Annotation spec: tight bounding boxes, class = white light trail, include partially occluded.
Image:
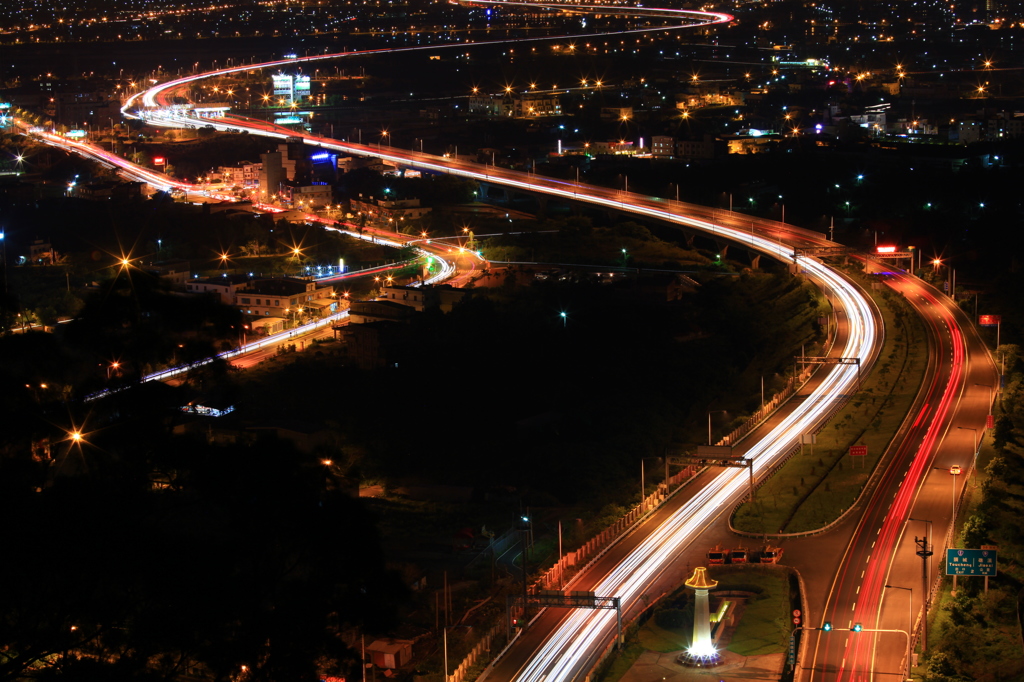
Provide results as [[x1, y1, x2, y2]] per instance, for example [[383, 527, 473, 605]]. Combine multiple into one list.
[[116, 7, 880, 678]]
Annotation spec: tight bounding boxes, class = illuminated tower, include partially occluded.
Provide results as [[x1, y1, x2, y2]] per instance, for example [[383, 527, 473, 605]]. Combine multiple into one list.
[[683, 566, 721, 666]]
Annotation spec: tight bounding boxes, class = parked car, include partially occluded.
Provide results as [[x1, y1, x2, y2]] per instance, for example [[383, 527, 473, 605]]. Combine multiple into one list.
[[760, 545, 784, 564], [707, 545, 729, 564]]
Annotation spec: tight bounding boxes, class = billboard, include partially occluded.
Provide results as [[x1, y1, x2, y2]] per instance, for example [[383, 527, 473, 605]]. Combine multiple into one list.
[[978, 315, 1001, 326], [272, 74, 294, 98]]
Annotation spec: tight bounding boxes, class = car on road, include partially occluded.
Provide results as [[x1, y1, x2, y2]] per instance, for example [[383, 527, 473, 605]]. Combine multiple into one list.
[[730, 547, 748, 564]]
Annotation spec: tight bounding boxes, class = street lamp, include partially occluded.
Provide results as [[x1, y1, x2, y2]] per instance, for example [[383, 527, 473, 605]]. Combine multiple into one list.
[[559, 311, 567, 328], [107, 362, 120, 379], [883, 583, 914, 679], [957, 426, 979, 458], [975, 382, 993, 408], [934, 465, 961, 522], [707, 409, 728, 446]]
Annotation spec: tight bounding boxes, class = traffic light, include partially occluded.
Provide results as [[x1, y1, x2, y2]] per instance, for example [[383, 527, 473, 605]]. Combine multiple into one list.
[[512, 618, 520, 628], [821, 622, 832, 632], [852, 623, 862, 633]]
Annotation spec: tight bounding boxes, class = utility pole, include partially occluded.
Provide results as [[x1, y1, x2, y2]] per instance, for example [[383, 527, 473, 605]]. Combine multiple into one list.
[[911, 518, 933, 651]]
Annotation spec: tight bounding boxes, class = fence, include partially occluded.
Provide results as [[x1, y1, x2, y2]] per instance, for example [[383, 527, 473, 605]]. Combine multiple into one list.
[[446, 624, 503, 682], [531, 468, 700, 592]]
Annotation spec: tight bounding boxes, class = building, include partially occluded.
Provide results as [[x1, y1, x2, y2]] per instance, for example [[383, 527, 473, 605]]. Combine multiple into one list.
[[588, 140, 635, 155], [249, 316, 287, 337], [146, 260, 191, 286], [366, 640, 414, 669], [514, 94, 562, 118], [258, 138, 306, 199], [349, 196, 432, 224], [377, 285, 428, 311], [600, 107, 634, 120], [218, 161, 262, 189], [279, 181, 333, 209], [28, 240, 57, 265], [985, 112, 1024, 140], [186, 274, 252, 305], [677, 135, 722, 161], [236, 277, 337, 320], [259, 151, 285, 200], [73, 180, 144, 201], [651, 136, 677, 159], [348, 299, 418, 325]]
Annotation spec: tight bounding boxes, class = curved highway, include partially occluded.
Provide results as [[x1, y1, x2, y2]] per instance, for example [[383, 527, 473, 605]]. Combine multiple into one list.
[[28, 4, 993, 681]]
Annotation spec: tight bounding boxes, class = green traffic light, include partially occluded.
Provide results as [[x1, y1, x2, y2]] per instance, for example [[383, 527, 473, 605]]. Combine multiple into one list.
[[822, 622, 832, 632], [852, 623, 862, 632]]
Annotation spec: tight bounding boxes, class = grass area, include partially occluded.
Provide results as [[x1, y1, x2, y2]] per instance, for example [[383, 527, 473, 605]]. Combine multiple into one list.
[[711, 568, 792, 656], [638, 621, 688, 653], [598, 639, 645, 682], [733, 270, 928, 533], [599, 566, 793, 682]]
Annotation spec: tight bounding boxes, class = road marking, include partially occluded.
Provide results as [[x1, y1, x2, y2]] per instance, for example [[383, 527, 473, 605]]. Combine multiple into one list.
[[852, 603, 857, 611], [866, 555, 871, 563], [856, 585, 860, 594], [861, 570, 865, 578], [871, 541, 875, 548]]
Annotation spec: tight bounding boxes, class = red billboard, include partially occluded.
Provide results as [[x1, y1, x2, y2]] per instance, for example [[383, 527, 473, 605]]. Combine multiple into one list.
[[849, 445, 868, 457], [153, 156, 166, 166], [979, 315, 1001, 326]]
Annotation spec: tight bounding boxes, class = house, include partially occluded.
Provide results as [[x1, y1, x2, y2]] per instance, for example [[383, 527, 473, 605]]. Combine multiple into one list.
[[186, 274, 252, 305], [367, 640, 414, 669], [377, 284, 428, 311], [348, 299, 417, 325], [146, 260, 191, 286], [237, 277, 337, 320]]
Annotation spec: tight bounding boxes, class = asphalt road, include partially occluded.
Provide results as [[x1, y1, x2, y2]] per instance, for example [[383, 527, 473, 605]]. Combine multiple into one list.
[[799, 273, 997, 682]]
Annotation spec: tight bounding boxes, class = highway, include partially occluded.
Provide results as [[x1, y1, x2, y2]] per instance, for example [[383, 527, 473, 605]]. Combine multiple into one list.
[[131, 108, 886, 682], [801, 273, 996, 682], [32, 3, 995, 680]]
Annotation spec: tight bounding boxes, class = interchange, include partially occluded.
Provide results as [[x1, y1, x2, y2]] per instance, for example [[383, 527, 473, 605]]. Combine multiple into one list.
[[21, 3, 994, 679]]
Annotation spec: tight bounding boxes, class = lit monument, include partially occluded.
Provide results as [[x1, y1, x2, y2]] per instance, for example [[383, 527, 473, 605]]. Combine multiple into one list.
[[681, 566, 721, 666]]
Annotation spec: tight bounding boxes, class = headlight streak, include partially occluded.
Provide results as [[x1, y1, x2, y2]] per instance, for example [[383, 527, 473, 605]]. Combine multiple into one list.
[[513, 249, 875, 682], [129, 98, 878, 682], [122, 10, 881, 678], [122, 5, 731, 116]]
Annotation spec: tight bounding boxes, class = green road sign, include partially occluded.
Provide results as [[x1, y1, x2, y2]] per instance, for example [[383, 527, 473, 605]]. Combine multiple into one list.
[[946, 548, 998, 576]]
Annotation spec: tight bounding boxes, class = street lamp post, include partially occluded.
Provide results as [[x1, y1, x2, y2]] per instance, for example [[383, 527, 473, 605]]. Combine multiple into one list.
[[957, 426, 979, 484], [934, 465, 961, 527], [707, 409, 728, 446], [884, 584, 914, 680]]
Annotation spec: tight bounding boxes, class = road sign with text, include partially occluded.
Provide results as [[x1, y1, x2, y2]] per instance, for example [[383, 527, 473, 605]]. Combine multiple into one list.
[[978, 315, 1002, 327], [946, 548, 998, 576], [986, 414, 995, 429], [849, 445, 867, 457]]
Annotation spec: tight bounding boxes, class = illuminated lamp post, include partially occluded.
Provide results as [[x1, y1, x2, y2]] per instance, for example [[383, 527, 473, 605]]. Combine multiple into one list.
[[681, 567, 721, 667]]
